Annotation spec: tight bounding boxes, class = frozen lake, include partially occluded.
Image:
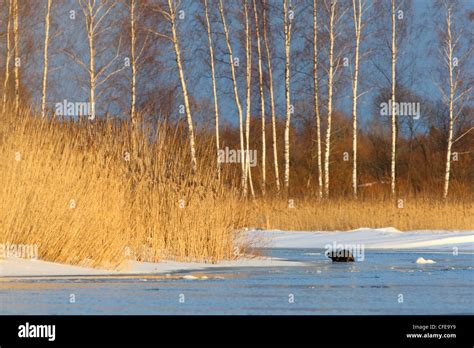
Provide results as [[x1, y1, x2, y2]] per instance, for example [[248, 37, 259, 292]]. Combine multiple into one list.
[[1, 248, 473, 315]]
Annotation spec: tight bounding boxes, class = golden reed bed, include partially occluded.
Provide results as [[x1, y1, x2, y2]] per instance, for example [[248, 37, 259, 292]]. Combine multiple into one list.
[[1, 108, 472, 268]]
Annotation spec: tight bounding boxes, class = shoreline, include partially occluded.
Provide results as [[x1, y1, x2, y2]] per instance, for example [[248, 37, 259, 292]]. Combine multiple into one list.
[[0, 256, 306, 279], [1, 228, 473, 278]]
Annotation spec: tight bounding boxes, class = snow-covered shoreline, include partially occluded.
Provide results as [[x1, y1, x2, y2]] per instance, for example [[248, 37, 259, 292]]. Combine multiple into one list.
[[250, 227, 474, 251], [0, 256, 306, 278], [1, 228, 473, 278]]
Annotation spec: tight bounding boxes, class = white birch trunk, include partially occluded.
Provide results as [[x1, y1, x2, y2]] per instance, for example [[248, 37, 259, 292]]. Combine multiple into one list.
[[351, 0, 362, 197], [324, 0, 336, 198], [218, 0, 246, 192], [13, 0, 19, 113], [253, 0, 266, 196], [390, 0, 397, 196], [244, 0, 254, 198], [2, 0, 12, 114], [168, 0, 197, 173], [443, 7, 454, 200], [313, 0, 323, 199], [204, 0, 221, 180], [262, 0, 280, 193], [41, 0, 52, 118], [130, 0, 137, 125], [283, 0, 292, 193], [86, 2, 96, 121], [129, 0, 141, 163]]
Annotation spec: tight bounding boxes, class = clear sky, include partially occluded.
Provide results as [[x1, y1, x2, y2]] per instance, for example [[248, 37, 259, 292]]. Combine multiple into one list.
[[5, 0, 473, 132]]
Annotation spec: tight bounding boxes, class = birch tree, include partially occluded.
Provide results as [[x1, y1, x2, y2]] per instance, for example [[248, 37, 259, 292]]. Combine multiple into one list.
[[438, 2, 473, 199], [13, 0, 19, 113], [40, 0, 52, 118], [442, 5, 455, 200], [126, 0, 150, 162], [244, 0, 254, 198], [390, 0, 397, 196], [84, 0, 98, 121], [2, 0, 12, 113], [129, 0, 137, 125], [351, 0, 364, 197], [371, 1, 414, 195], [253, 0, 266, 195], [283, 0, 293, 193], [313, 0, 322, 198], [81, 0, 98, 119], [262, 0, 280, 193], [149, 1, 199, 172], [323, 0, 336, 197], [65, 1, 125, 121], [203, 0, 221, 180], [218, 0, 246, 192], [166, 0, 197, 172]]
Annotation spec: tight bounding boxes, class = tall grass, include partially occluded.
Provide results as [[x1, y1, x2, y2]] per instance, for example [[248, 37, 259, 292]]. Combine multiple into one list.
[[0, 107, 246, 268], [0, 107, 472, 269], [247, 198, 474, 231]]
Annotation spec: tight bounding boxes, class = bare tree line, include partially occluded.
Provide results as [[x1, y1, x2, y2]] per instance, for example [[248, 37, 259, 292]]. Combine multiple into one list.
[[0, 0, 472, 200]]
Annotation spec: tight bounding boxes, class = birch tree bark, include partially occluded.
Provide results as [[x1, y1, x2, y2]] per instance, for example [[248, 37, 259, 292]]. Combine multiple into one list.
[[13, 0, 19, 113], [253, 0, 266, 196], [85, 0, 97, 120], [130, 0, 137, 125], [167, 0, 197, 173], [351, 0, 363, 197], [390, 0, 397, 196], [313, 0, 323, 199], [41, 0, 52, 118], [324, 0, 336, 198], [283, 0, 293, 194], [2, 0, 12, 114], [128, 0, 142, 167], [439, 3, 473, 199], [244, 0, 255, 198], [262, 0, 280, 193], [203, 0, 221, 180], [128, 0, 151, 165], [442, 5, 455, 200], [218, 0, 246, 192]]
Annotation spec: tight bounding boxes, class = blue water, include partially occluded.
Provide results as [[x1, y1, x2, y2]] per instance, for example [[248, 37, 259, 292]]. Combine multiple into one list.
[[1, 249, 473, 315]]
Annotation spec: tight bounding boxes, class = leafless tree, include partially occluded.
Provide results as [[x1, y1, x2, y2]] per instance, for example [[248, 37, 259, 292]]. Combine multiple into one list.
[[313, 0, 322, 199], [262, 0, 280, 193], [65, 0, 125, 121], [244, 0, 255, 197], [283, 0, 293, 193], [13, 0, 19, 113], [436, 1, 473, 199], [218, 0, 246, 192], [390, 0, 397, 196], [2, 0, 12, 113], [253, 0, 266, 195], [351, 0, 367, 197], [40, 0, 52, 118], [203, 0, 221, 180]]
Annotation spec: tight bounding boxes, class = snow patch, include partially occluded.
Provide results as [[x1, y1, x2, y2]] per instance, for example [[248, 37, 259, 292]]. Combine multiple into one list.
[[182, 275, 199, 280], [416, 257, 436, 264], [250, 228, 474, 251], [0, 256, 306, 278]]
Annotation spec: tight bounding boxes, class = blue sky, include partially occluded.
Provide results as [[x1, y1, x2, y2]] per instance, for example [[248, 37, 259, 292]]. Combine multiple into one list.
[[4, 0, 473, 133]]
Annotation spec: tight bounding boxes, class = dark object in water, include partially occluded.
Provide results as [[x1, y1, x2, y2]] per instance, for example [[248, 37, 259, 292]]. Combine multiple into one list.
[[327, 250, 355, 262]]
